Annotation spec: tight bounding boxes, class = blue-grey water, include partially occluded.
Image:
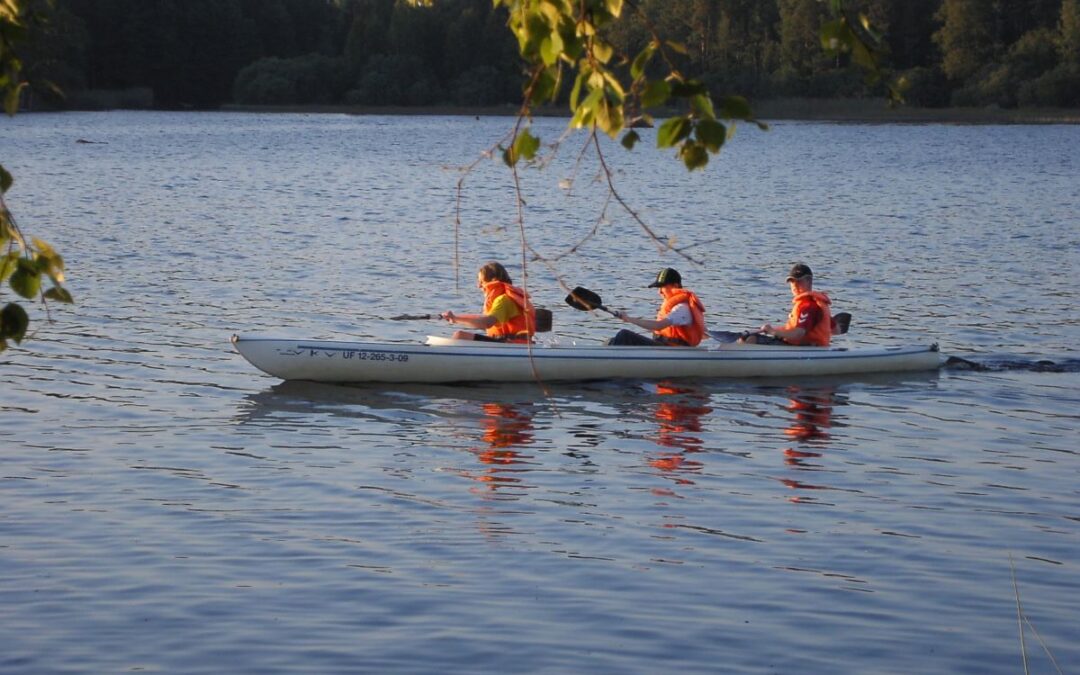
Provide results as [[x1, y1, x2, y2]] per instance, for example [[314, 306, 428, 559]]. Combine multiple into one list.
[[2, 111, 1078, 674]]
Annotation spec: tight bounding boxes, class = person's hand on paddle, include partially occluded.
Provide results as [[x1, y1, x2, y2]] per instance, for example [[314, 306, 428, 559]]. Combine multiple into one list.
[[440, 311, 456, 324]]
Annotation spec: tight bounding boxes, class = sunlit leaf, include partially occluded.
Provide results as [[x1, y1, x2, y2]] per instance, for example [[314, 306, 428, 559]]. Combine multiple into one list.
[[540, 32, 563, 66], [0, 302, 30, 344], [570, 87, 603, 129], [592, 40, 614, 64], [595, 96, 623, 139], [604, 0, 623, 18], [569, 70, 587, 111], [512, 128, 541, 162], [0, 251, 18, 281], [631, 44, 655, 80], [656, 116, 691, 148]]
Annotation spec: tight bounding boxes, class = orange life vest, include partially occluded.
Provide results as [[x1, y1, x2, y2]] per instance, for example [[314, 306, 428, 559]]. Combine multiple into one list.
[[784, 291, 832, 346], [655, 288, 706, 346], [482, 281, 536, 342]]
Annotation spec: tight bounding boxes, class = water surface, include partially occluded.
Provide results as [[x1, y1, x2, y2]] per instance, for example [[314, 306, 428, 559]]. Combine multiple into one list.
[[1, 112, 1078, 674]]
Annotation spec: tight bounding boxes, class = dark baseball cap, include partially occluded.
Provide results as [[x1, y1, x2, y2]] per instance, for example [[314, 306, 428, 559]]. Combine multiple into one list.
[[786, 263, 813, 281], [648, 267, 682, 288]]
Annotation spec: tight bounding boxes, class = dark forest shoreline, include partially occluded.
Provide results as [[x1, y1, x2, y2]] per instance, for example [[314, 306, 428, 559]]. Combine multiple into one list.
[[218, 98, 1080, 124]]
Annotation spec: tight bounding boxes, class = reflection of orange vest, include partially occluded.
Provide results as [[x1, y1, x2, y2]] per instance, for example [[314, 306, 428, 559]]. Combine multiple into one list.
[[785, 291, 831, 346], [655, 288, 706, 346], [482, 281, 536, 342]]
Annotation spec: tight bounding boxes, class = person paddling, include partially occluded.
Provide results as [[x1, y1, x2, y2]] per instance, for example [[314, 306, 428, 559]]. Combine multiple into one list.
[[608, 268, 706, 346], [441, 261, 537, 343], [740, 263, 832, 346]]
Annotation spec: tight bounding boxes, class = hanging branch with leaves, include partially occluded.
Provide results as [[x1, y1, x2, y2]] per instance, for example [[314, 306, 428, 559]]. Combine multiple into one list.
[[1, 0, 73, 352]]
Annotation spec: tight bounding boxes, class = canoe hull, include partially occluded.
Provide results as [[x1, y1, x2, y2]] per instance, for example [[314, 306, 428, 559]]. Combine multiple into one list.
[[232, 335, 943, 383]]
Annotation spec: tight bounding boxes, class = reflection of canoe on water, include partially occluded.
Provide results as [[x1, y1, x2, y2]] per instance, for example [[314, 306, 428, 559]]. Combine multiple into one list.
[[231, 334, 943, 384]]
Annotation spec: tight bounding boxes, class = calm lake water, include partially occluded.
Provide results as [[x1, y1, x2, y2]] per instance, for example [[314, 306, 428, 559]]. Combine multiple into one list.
[[2, 111, 1078, 674]]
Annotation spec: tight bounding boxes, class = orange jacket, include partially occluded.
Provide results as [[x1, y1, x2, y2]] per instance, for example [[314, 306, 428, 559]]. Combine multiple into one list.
[[784, 291, 832, 346], [482, 281, 536, 342], [655, 288, 706, 346]]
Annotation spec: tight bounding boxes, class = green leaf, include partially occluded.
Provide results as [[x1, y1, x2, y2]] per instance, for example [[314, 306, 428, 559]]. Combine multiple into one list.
[[9, 260, 41, 299], [4, 80, 23, 117], [690, 94, 715, 120], [592, 40, 614, 64], [820, 18, 854, 55], [679, 141, 709, 171], [656, 116, 691, 149], [604, 0, 623, 18], [570, 87, 604, 129], [44, 286, 74, 304], [640, 79, 670, 108], [851, 38, 877, 70], [513, 128, 541, 162], [630, 44, 655, 80], [666, 40, 688, 56], [0, 252, 17, 282], [719, 95, 753, 121], [669, 79, 707, 98], [695, 119, 727, 152], [0, 164, 11, 194], [539, 31, 563, 66], [0, 302, 30, 344], [595, 95, 624, 139], [621, 130, 640, 150], [529, 67, 559, 105], [569, 70, 587, 111]]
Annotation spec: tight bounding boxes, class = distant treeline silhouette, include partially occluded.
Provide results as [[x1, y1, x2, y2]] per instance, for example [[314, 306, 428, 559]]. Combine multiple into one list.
[[22, 0, 1080, 110]]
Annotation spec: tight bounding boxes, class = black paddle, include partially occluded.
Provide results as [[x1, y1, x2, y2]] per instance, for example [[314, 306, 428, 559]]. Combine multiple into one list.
[[391, 309, 553, 332], [564, 287, 619, 317], [710, 312, 853, 343], [831, 312, 852, 335]]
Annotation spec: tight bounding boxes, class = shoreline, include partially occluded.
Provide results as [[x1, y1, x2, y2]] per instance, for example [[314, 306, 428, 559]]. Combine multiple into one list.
[[217, 98, 1080, 124]]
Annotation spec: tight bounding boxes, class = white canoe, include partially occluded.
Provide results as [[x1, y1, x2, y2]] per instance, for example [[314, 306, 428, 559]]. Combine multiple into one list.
[[231, 334, 943, 383]]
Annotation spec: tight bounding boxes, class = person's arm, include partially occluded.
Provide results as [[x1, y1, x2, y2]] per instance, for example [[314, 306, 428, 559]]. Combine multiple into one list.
[[760, 323, 806, 342], [441, 311, 497, 329], [616, 310, 672, 332], [760, 303, 818, 343], [616, 303, 689, 332]]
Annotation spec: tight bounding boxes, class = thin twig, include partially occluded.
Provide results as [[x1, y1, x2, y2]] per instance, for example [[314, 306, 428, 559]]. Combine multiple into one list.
[[1010, 554, 1030, 675]]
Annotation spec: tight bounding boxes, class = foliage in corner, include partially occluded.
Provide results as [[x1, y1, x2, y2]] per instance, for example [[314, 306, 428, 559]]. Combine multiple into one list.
[[1, 0, 72, 352], [410, 0, 896, 173]]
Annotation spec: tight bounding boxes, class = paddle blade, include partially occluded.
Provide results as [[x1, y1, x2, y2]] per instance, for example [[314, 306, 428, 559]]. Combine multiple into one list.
[[534, 308, 553, 333], [565, 287, 604, 312], [831, 312, 852, 335], [390, 313, 434, 321]]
